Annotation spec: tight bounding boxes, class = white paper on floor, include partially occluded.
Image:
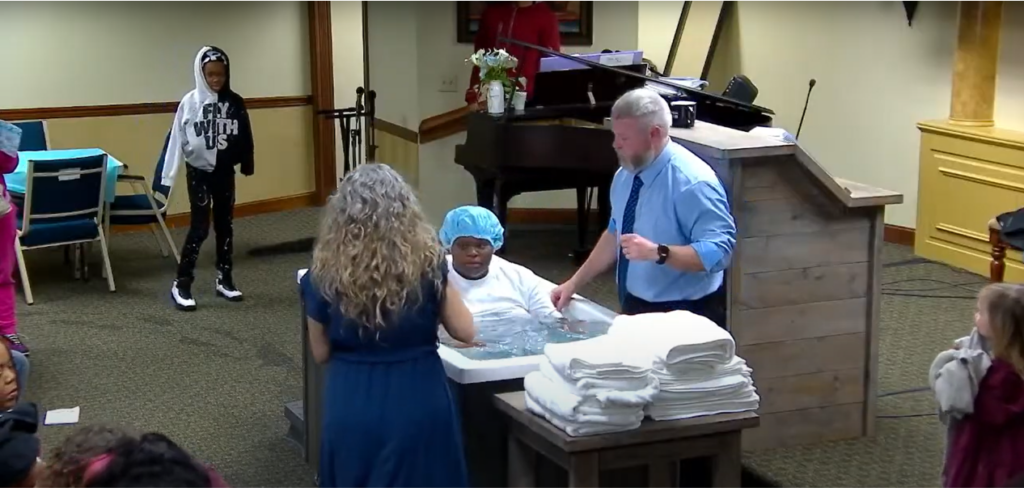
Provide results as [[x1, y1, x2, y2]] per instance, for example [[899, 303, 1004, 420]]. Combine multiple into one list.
[[44, 406, 81, 425]]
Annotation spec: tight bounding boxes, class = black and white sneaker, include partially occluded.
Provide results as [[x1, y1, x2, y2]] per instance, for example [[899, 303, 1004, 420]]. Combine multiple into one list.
[[216, 272, 244, 302], [171, 279, 197, 311]]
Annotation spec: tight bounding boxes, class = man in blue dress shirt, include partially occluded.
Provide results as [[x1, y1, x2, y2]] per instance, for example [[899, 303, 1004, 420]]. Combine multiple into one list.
[[550, 88, 736, 326]]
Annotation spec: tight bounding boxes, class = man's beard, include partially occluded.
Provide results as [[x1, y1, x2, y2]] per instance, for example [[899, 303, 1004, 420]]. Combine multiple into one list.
[[618, 148, 657, 172]]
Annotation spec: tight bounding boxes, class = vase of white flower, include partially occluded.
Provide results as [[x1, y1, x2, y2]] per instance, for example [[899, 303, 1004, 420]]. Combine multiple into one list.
[[486, 80, 505, 114], [466, 48, 519, 115]]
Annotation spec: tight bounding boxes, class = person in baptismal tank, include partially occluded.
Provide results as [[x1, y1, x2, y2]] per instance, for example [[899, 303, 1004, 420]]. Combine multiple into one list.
[[440, 206, 563, 322]]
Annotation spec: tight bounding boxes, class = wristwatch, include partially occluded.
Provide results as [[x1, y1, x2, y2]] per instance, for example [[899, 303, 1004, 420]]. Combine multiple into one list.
[[656, 244, 670, 265]]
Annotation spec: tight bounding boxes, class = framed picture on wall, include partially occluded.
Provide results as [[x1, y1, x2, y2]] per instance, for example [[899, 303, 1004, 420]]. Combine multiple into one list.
[[456, 1, 594, 46]]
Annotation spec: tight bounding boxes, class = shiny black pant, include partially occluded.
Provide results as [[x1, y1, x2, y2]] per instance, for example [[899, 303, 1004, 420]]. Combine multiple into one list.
[[176, 164, 235, 281]]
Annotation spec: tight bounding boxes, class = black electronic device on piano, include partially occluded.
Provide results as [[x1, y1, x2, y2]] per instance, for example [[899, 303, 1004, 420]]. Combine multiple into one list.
[[455, 38, 774, 264]]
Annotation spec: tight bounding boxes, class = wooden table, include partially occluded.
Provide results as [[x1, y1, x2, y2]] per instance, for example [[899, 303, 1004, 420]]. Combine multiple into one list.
[[493, 391, 759, 488]]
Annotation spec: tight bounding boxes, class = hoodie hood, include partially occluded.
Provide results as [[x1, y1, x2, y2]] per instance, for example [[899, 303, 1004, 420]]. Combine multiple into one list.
[[193, 46, 235, 98]]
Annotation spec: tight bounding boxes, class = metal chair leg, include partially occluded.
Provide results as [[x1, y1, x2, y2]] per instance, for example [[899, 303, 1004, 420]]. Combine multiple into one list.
[[14, 241, 33, 305], [98, 231, 116, 292]]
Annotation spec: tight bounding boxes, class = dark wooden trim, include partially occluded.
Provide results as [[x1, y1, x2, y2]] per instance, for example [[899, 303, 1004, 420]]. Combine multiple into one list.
[[308, 1, 337, 206], [113, 192, 318, 234], [883, 224, 915, 246], [507, 207, 918, 246], [0, 96, 312, 121], [375, 118, 418, 144], [701, 1, 733, 81], [419, 105, 478, 144]]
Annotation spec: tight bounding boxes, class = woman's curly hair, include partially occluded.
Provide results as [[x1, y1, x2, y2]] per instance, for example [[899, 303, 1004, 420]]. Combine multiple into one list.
[[310, 164, 444, 331]]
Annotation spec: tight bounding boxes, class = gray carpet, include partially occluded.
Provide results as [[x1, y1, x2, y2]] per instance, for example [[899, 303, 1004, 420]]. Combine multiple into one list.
[[17, 207, 978, 487]]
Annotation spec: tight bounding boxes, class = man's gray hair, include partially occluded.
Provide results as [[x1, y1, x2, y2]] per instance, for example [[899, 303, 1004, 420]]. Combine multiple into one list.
[[611, 88, 672, 133]]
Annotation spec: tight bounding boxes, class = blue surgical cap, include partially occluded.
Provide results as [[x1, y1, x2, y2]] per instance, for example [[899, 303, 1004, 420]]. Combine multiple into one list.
[[439, 205, 505, 250]]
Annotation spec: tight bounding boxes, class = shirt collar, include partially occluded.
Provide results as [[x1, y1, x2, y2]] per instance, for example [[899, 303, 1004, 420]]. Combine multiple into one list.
[[631, 142, 672, 186]]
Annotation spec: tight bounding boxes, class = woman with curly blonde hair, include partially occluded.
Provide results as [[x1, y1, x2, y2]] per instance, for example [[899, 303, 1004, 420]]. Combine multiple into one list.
[[300, 164, 476, 488]]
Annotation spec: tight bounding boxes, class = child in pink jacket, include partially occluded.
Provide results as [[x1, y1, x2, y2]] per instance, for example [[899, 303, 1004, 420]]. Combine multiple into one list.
[[0, 120, 26, 355]]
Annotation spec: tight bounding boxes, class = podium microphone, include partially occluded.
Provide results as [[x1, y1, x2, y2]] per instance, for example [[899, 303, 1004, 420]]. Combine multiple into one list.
[[795, 78, 816, 140]]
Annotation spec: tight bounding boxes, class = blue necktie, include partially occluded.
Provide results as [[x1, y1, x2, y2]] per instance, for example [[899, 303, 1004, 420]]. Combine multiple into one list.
[[617, 175, 644, 306]]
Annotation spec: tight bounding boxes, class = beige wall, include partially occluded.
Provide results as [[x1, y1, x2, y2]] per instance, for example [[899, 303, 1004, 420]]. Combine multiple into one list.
[[331, 1, 369, 175], [0, 1, 319, 212], [638, 1, 723, 77], [706, 1, 1024, 228], [46, 108, 315, 215], [0, 2, 310, 108]]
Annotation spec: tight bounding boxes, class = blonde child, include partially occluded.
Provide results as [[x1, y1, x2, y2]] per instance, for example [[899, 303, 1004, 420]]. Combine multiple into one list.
[[941, 283, 1024, 487]]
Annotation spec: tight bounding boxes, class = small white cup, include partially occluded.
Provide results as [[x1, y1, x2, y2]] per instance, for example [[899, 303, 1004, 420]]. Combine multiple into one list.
[[512, 91, 527, 111]]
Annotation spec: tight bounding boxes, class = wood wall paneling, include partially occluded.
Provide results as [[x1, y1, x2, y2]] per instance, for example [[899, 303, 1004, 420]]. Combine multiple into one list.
[[308, 0, 337, 205], [729, 156, 879, 450]]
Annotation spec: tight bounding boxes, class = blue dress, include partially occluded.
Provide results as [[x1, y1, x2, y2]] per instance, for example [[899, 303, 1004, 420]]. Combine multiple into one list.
[[300, 269, 468, 488]]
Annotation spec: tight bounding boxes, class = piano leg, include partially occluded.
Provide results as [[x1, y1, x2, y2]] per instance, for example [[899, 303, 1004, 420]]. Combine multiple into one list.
[[474, 177, 497, 212]]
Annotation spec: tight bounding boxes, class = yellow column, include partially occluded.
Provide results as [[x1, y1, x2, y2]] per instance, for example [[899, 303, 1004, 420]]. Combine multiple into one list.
[[948, 1, 1003, 127]]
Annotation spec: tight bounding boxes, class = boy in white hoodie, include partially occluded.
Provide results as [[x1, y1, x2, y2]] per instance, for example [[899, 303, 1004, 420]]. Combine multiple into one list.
[[163, 46, 255, 311]]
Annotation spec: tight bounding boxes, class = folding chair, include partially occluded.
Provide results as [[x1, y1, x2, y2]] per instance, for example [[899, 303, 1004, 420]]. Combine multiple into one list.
[[105, 130, 179, 262], [12, 121, 49, 151], [16, 154, 114, 305]]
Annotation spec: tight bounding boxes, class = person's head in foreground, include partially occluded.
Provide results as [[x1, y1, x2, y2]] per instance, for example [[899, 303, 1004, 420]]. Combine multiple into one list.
[[199, 47, 230, 94], [0, 402, 43, 488], [976, 283, 1024, 374], [40, 424, 135, 488], [311, 163, 444, 329], [76, 432, 221, 488], [610, 88, 672, 172], [440, 206, 504, 280], [0, 341, 18, 412]]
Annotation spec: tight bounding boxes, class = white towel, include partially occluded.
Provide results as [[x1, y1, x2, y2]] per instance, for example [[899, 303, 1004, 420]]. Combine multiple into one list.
[[525, 370, 656, 416], [645, 394, 761, 421], [525, 394, 642, 437], [653, 357, 750, 387], [523, 384, 643, 425], [653, 381, 755, 405], [608, 311, 736, 366], [655, 371, 752, 396], [539, 359, 655, 397], [543, 335, 651, 381]]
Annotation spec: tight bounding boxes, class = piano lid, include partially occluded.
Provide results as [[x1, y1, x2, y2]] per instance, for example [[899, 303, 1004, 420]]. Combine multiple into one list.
[[498, 37, 775, 116]]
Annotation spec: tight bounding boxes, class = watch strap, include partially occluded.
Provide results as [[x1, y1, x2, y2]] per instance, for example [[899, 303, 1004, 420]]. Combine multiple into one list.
[[656, 244, 669, 265]]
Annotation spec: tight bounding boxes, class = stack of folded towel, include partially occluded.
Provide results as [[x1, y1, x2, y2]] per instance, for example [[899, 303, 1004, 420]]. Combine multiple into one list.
[[609, 311, 760, 421], [524, 334, 659, 436]]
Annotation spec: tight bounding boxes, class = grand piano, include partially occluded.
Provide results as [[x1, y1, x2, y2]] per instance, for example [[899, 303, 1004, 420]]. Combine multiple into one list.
[[454, 39, 775, 262]]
